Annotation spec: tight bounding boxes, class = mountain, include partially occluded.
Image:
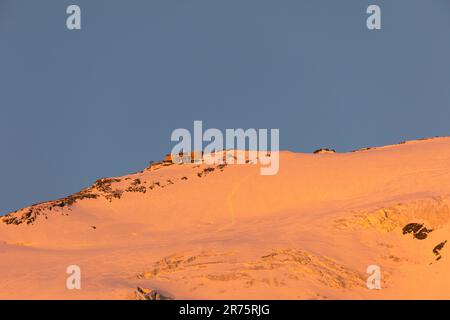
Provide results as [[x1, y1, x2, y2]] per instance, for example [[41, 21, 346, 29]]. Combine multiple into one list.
[[2, 137, 450, 299]]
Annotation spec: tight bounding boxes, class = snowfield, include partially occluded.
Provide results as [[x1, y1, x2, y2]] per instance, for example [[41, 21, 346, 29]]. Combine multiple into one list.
[[2, 137, 450, 299]]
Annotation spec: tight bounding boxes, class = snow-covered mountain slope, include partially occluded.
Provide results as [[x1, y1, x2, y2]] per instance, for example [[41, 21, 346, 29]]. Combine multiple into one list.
[[2, 137, 450, 299]]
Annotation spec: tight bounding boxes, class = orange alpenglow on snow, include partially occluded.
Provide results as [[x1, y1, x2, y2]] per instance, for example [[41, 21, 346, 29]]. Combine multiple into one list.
[[2, 137, 450, 299]]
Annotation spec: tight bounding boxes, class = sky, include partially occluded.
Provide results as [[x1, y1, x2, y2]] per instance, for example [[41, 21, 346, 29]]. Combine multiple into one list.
[[1, 0, 450, 214]]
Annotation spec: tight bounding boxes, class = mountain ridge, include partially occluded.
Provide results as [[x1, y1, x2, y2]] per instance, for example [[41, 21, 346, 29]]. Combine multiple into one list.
[[2, 136, 450, 299]]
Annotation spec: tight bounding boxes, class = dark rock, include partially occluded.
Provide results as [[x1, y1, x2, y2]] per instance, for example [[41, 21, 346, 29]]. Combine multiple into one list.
[[433, 240, 447, 261], [402, 223, 433, 240], [135, 286, 171, 300], [402, 223, 423, 235], [313, 148, 336, 154]]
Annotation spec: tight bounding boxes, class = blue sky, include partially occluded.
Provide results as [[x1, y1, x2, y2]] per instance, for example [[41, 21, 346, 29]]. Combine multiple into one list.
[[1, 0, 450, 213]]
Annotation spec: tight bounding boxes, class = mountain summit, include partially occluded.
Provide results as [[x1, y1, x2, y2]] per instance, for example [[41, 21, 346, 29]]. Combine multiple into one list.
[[2, 138, 450, 299]]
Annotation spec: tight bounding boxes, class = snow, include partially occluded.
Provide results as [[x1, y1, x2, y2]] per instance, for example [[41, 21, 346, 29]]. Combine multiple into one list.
[[1, 137, 450, 299]]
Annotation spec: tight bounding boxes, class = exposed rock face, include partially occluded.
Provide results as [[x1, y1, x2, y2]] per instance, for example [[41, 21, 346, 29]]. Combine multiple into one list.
[[137, 249, 365, 293], [1, 159, 231, 226], [135, 286, 171, 300], [1, 190, 99, 226], [433, 241, 447, 261], [402, 223, 433, 240], [313, 148, 336, 154]]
